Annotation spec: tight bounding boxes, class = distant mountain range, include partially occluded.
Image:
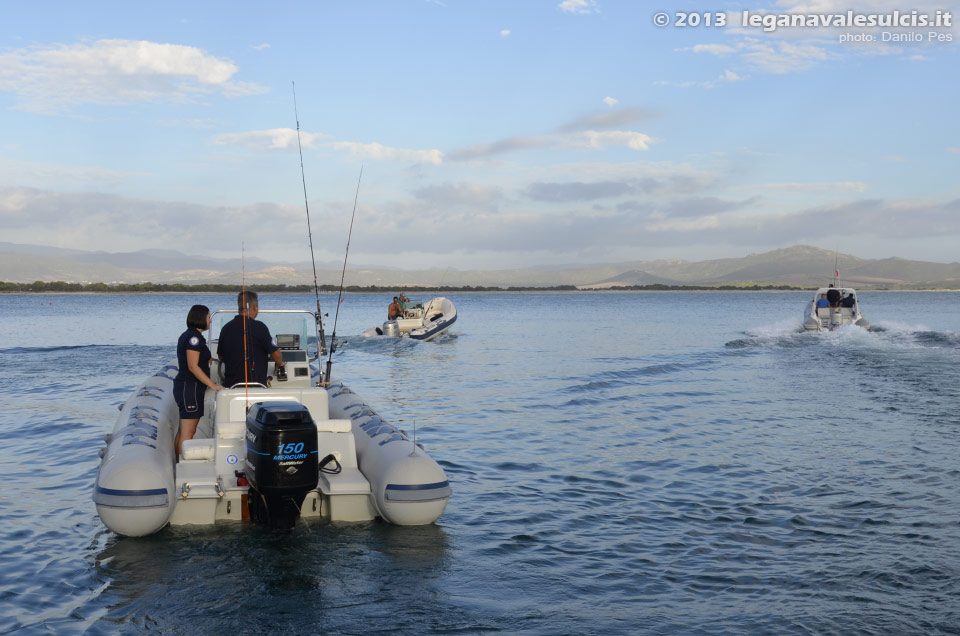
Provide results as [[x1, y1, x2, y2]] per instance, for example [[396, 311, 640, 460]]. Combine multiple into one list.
[[1, 242, 959, 290]]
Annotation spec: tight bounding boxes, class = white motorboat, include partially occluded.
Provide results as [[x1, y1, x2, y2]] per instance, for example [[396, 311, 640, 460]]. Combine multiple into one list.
[[363, 296, 457, 341], [802, 286, 870, 331], [93, 308, 451, 537]]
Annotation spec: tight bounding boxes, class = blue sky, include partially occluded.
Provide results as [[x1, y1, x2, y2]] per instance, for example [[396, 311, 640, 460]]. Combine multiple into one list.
[[1, 0, 958, 269]]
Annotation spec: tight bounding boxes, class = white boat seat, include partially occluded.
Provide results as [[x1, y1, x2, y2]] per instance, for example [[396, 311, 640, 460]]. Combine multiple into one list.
[[816, 307, 831, 319], [316, 419, 352, 433], [215, 388, 330, 423], [181, 439, 215, 461], [317, 426, 359, 469], [217, 420, 245, 439], [194, 389, 218, 439], [320, 467, 371, 494]]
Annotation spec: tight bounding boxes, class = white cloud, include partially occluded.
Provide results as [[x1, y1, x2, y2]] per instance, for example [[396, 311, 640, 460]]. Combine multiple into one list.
[[449, 109, 657, 160], [449, 129, 654, 160], [211, 128, 443, 164], [413, 182, 504, 209], [603, 96, 619, 107], [0, 157, 144, 189], [703, 1, 958, 78], [0, 186, 314, 259], [0, 39, 266, 113], [556, 107, 655, 133], [500, 29, 511, 37], [558, 0, 597, 15], [656, 69, 748, 89], [211, 128, 328, 150], [252, 43, 271, 51], [574, 130, 654, 151], [4, 171, 957, 268], [327, 141, 444, 165], [691, 44, 738, 55], [690, 38, 830, 74], [754, 41, 830, 72], [341, 189, 960, 263], [744, 181, 867, 194], [720, 69, 745, 82], [947, 147, 960, 154], [158, 117, 222, 129]]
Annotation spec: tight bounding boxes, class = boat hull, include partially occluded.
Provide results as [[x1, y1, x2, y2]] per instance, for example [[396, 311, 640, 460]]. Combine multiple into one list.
[[95, 359, 450, 535], [364, 297, 457, 341], [327, 382, 451, 525], [93, 365, 178, 537]]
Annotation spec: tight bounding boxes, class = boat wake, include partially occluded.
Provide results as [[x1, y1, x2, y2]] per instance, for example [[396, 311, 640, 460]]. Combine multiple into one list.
[[869, 320, 960, 351], [336, 335, 421, 355], [342, 330, 458, 355], [727, 318, 959, 358], [725, 319, 807, 349]]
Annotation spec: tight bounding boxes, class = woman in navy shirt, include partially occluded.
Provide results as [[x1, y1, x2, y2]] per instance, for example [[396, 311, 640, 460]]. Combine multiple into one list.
[[173, 304, 223, 458]]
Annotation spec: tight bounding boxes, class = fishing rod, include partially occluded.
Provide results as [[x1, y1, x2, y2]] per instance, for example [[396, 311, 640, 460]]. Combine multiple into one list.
[[325, 166, 363, 386], [292, 81, 328, 357], [241, 242, 250, 409]]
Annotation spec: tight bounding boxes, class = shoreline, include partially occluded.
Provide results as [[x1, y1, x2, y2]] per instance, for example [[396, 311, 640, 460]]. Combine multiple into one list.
[[3, 288, 960, 295]]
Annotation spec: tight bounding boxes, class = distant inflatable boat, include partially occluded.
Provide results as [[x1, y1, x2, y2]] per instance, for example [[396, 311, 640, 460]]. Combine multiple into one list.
[[363, 297, 457, 341], [802, 286, 870, 331], [93, 308, 450, 537]]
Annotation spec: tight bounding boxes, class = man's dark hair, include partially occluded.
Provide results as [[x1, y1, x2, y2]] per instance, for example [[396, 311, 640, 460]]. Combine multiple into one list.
[[238, 290, 259, 312], [186, 304, 210, 330]]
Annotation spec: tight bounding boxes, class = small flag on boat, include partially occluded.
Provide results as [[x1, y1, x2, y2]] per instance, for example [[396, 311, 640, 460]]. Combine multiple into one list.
[[835, 269, 840, 277]]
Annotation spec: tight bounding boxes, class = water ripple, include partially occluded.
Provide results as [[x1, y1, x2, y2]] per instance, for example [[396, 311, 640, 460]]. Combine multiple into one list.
[[2, 292, 960, 635]]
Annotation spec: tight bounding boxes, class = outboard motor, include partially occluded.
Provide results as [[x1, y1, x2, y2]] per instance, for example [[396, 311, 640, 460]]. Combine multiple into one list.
[[382, 320, 400, 337], [245, 401, 319, 528]]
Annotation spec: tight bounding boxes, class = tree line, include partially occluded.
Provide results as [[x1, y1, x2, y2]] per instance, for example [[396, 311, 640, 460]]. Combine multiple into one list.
[[0, 280, 581, 293], [0, 280, 807, 293]]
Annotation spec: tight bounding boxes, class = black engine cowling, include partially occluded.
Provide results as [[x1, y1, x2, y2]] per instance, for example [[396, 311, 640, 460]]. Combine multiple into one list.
[[245, 401, 318, 528]]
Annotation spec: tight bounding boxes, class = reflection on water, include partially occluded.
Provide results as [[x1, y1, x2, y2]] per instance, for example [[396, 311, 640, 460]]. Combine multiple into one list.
[[92, 522, 451, 633]]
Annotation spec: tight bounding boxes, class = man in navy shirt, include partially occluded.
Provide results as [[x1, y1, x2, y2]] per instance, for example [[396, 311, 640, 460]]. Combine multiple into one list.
[[217, 291, 286, 387]]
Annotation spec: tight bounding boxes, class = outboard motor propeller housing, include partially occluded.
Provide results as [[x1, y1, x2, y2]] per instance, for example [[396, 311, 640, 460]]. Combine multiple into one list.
[[382, 320, 400, 337], [245, 401, 319, 528]]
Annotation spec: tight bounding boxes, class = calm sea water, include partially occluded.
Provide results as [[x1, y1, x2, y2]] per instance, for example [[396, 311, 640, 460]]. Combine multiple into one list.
[[1, 291, 959, 635]]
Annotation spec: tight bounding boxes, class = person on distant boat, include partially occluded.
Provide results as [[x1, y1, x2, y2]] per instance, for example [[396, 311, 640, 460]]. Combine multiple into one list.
[[174, 304, 223, 458], [398, 293, 409, 311], [841, 293, 856, 308], [217, 291, 286, 388], [388, 296, 402, 320], [826, 287, 841, 307], [816, 294, 831, 309]]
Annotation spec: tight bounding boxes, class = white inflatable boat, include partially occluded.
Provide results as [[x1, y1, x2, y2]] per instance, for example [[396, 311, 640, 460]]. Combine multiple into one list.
[[363, 296, 457, 341], [93, 309, 450, 537], [802, 286, 870, 331]]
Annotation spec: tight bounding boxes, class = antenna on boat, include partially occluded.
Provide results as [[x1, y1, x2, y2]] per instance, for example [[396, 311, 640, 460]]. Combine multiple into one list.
[[292, 81, 328, 358], [409, 419, 419, 457], [324, 166, 363, 386]]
